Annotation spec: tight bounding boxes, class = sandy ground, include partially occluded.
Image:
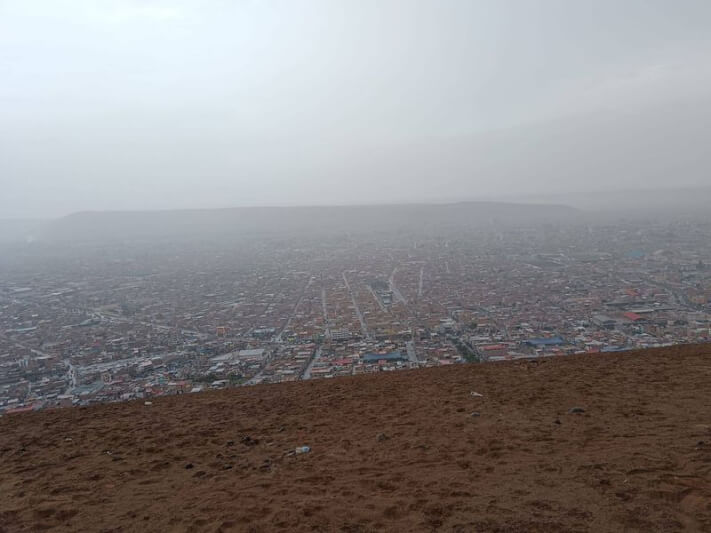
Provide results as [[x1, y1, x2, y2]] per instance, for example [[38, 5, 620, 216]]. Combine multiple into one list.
[[1, 344, 711, 532]]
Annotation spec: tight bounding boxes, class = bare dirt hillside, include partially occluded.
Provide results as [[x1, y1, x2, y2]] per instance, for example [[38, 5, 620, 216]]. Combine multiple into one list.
[[2, 344, 711, 532]]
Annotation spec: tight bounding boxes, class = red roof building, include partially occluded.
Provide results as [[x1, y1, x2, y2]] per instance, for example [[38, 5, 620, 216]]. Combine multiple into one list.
[[623, 312, 644, 322]]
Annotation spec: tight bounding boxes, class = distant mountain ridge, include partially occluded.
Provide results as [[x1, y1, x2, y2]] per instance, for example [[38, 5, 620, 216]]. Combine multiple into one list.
[[500, 186, 711, 213], [36, 201, 579, 243]]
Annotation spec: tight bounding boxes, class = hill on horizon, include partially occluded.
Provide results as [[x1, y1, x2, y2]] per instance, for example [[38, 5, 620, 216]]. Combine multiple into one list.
[[499, 185, 711, 214], [2, 343, 710, 532], [36, 201, 579, 243]]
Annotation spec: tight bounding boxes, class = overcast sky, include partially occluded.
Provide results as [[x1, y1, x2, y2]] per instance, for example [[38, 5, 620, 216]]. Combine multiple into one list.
[[2, 0, 710, 218]]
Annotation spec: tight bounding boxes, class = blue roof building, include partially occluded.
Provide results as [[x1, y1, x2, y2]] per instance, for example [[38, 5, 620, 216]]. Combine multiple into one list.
[[524, 337, 565, 347], [362, 351, 406, 363]]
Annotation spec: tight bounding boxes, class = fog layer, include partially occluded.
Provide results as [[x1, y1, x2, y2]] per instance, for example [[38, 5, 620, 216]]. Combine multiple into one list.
[[2, 0, 710, 217]]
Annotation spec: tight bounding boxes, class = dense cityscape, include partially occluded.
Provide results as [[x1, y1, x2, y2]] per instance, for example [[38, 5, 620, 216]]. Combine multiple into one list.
[[1, 215, 710, 413]]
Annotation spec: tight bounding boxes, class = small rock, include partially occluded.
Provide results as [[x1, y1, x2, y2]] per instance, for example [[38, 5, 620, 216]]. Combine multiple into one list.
[[185, 463, 194, 469], [554, 418, 561, 425], [226, 440, 235, 447], [697, 441, 705, 447], [241, 436, 259, 446], [376, 433, 389, 442], [569, 407, 585, 414], [470, 412, 481, 417]]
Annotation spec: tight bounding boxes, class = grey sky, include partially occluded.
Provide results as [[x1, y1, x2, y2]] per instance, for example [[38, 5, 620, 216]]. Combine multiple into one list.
[[1, 0, 710, 218]]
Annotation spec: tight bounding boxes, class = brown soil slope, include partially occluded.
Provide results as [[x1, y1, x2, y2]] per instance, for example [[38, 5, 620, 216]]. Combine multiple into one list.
[[2, 344, 711, 532]]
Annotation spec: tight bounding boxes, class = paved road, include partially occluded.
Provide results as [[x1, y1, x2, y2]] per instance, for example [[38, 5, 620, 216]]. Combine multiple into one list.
[[342, 271, 372, 340], [245, 351, 275, 385], [275, 276, 313, 342], [0, 331, 79, 394], [321, 287, 328, 321], [321, 286, 330, 337], [388, 267, 408, 305], [367, 285, 387, 312], [98, 312, 202, 337], [406, 340, 419, 363], [301, 346, 322, 380]]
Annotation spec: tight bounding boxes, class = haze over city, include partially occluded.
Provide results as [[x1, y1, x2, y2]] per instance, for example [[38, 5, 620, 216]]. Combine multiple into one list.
[[2, 2, 711, 531], [2, 0, 711, 218]]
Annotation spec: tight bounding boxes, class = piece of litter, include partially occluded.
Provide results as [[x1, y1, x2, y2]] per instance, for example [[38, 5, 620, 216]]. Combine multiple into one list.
[[568, 407, 585, 414], [470, 391, 483, 397], [144, 401, 153, 406], [285, 446, 311, 457]]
